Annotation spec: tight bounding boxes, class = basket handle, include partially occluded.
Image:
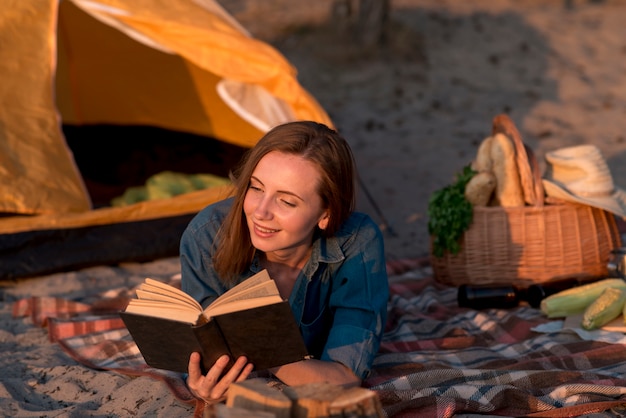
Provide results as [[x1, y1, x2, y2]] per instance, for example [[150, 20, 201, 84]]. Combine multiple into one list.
[[492, 114, 545, 207]]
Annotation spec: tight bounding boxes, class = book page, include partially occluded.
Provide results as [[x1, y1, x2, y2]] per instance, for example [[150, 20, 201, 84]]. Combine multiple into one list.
[[205, 270, 280, 314], [215, 270, 273, 300], [208, 280, 280, 309], [205, 295, 283, 318], [135, 289, 202, 311], [141, 278, 202, 310], [124, 299, 202, 324], [125, 270, 280, 323]]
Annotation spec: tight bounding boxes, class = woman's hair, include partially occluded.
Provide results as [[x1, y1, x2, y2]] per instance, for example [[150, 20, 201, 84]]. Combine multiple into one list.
[[213, 121, 356, 282]]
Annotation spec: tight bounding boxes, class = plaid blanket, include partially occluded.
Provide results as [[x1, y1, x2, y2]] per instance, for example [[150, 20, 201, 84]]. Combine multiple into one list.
[[12, 260, 626, 417]]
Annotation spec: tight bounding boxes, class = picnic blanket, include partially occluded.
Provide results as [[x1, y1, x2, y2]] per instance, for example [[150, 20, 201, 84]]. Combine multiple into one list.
[[12, 259, 626, 417]]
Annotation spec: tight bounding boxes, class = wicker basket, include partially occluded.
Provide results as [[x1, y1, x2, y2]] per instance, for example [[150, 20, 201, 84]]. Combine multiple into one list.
[[431, 203, 622, 288], [430, 115, 623, 288]]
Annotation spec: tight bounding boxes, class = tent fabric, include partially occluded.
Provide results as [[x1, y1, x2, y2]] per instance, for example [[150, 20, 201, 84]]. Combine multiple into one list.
[[0, 0, 332, 279], [1, 0, 91, 215], [1, 0, 332, 217], [56, 0, 331, 142], [216, 79, 296, 133]]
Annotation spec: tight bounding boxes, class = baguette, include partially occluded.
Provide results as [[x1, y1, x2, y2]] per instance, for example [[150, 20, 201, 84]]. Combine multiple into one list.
[[490, 133, 525, 207]]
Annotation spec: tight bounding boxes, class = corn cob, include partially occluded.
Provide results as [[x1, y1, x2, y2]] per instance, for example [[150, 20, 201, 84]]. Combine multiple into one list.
[[540, 278, 626, 318], [581, 287, 626, 330]]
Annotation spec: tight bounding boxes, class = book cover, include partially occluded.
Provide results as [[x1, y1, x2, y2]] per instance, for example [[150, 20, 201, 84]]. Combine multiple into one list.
[[120, 300, 309, 374], [208, 301, 310, 371], [120, 311, 227, 373]]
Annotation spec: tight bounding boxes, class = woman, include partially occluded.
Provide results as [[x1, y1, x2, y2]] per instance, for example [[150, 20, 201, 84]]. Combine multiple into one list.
[[180, 121, 389, 403]]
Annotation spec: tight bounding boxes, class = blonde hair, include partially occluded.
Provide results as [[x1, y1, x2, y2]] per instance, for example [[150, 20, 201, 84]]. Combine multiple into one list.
[[213, 121, 356, 282]]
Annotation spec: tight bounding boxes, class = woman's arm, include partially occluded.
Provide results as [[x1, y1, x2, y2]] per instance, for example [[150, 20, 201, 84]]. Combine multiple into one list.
[[314, 215, 388, 381], [270, 214, 388, 387], [180, 200, 233, 308], [270, 359, 361, 387]]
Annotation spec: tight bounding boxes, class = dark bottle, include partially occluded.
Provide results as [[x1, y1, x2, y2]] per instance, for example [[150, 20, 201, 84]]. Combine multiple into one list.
[[457, 284, 519, 309]]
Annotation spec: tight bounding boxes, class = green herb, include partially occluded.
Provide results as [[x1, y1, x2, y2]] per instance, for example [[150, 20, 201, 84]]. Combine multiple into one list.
[[428, 164, 476, 257]]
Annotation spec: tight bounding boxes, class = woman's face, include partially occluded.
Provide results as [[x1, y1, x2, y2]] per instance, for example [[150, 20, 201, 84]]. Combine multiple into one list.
[[243, 151, 329, 262]]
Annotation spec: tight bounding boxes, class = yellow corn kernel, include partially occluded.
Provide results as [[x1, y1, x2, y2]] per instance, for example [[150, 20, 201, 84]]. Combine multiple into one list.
[[540, 278, 626, 318], [581, 287, 626, 330]]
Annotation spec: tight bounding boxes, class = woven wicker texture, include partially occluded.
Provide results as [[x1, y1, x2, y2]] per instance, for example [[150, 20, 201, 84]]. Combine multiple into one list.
[[431, 204, 622, 287], [431, 114, 622, 287]]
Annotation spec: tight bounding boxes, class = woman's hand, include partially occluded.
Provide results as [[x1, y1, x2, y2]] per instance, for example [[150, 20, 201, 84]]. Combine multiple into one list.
[[186, 352, 254, 404]]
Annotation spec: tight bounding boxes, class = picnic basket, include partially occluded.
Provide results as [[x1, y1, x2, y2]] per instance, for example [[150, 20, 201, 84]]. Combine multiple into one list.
[[430, 115, 622, 288]]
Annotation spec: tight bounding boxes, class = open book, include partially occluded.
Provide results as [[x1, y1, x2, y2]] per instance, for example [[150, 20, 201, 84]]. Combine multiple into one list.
[[120, 270, 309, 374]]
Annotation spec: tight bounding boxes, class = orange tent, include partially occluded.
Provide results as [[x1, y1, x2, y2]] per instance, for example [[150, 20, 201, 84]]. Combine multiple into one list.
[[0, 0, 332, 279]]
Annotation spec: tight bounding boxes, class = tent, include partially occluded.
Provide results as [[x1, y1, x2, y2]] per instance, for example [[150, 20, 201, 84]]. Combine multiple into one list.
[[0, 0, 332, 280]]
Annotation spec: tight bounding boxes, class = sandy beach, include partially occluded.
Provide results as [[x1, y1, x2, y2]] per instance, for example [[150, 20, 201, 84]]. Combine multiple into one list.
[[3, 0, 626, 416], [259, 0, 626, 260]]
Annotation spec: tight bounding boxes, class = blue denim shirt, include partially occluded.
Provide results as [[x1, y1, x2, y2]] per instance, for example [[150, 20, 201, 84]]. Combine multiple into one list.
[[180, 198, 389, 379]]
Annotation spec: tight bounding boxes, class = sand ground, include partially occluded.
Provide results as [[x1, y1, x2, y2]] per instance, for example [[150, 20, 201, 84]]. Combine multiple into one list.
[[224, 0, 626, 260], [3, 0, 626, 416]]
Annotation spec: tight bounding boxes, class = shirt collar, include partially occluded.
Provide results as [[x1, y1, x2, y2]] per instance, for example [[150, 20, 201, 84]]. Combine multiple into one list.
[[302, 232, 345, 280], [249, 231, 346, 281]]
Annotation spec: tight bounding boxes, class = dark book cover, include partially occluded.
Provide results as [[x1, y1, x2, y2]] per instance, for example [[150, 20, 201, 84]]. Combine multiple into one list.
[[120, 311, 228, 373], [210, 301, 310, 370], [120, 300, 309, 374]]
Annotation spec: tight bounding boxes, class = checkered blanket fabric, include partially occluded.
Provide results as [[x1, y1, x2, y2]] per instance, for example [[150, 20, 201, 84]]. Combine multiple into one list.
[[13, 266, 626, 417]]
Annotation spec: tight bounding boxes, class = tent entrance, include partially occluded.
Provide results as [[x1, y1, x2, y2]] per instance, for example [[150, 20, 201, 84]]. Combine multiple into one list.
[[63, 124, 247, 209]]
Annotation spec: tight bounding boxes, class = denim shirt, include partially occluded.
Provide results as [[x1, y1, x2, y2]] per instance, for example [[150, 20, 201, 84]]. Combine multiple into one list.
[[180, 198, 389, 380]]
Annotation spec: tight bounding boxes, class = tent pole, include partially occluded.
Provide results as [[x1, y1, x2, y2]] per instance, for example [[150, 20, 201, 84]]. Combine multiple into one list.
[[357, 174, 397, 237]]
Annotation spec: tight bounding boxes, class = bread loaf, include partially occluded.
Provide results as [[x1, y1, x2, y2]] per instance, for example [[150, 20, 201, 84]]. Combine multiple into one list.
[[464, 171, 496, 206], [471, 136, 494, 173], [490, 133, 525, 207]]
